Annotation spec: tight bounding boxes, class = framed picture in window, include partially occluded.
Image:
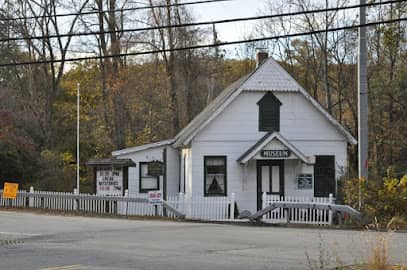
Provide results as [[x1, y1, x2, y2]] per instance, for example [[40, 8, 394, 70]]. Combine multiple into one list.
[[298, 174, 313, 189], [204, 156, 227, 196], [139, 162, 160, 193]]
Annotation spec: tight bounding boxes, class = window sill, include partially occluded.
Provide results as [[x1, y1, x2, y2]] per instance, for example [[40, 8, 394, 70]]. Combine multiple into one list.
[[139, 189, 160, 193], [204, 194, 227, 197]]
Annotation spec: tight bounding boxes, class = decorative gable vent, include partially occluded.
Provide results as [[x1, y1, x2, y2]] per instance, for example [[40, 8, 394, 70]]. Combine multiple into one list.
[[257, 92, 282, 132]]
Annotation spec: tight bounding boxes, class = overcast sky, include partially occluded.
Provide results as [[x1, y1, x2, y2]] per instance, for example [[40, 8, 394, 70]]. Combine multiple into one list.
[[191, 0, 268, 42]]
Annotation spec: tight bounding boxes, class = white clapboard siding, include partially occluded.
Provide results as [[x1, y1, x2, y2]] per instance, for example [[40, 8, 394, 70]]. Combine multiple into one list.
[[189, 91, 348, 213], [262, 193, 334, 225]]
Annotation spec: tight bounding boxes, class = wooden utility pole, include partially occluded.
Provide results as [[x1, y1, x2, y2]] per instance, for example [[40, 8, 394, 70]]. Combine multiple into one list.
[[358, 0, 368, 182]]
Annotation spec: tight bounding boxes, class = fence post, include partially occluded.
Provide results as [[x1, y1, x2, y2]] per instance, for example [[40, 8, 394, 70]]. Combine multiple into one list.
[[29, 187, 34, 208], [124, 189, 129, 216], [229, 193, 236, 220], [73, 188, 78, 211], [285, 208, 290, 224], [328, 193, 333, 225], [179, 192, 184, 214], [185, 194, 191, 219], [262, 192, 267, 209], [261, 192, 267, 221]]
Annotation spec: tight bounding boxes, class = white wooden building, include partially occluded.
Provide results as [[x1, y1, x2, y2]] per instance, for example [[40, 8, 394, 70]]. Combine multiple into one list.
[[112, 53, 356, 213]]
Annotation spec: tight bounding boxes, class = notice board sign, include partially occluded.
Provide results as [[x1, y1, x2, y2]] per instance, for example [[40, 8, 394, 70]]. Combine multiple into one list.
[[3, 182, 19, 199], [147, 161, 164, 176], [298, 174, 313, 189], [96, 167, 123, 196], [148, 191, 163, 205]]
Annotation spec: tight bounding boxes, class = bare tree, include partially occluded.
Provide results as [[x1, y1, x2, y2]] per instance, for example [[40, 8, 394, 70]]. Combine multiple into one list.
[[11, 0, 89, 145]]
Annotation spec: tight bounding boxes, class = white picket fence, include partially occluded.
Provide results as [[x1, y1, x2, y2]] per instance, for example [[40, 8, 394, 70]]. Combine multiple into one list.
[[262, 193, 334, 225], [0, 188, 126, 214], [0, 188, 334, 225], [0, 189, 27, 207], [181, 193, 235, 220], [0, 188, 235, 220]]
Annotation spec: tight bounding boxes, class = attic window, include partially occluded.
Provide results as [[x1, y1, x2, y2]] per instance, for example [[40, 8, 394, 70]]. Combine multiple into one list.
[[257, 92, 282, 132]]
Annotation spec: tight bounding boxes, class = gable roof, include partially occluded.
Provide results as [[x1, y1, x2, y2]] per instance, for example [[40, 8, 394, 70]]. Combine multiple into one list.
[[112, 139, 174, 156], [240, 58, 303, 92], [237, 132, 313, 164], [174, 57, 357, 147], [173, 73, 255, 146]]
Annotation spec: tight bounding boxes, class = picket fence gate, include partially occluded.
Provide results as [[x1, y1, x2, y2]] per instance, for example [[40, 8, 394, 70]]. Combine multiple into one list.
[[261, 193, 334, 225]]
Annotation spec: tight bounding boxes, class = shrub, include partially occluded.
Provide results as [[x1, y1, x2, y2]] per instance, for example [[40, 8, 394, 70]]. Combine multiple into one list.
[[342, 174, 407, 226]]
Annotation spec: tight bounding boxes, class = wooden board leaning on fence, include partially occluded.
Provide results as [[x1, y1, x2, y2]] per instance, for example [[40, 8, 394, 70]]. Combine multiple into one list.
[[3, 182, 19, 199]]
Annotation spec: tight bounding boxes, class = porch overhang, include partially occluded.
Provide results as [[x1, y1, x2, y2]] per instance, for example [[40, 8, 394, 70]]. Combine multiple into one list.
[[87, 158, 136, 167], [237, 132, 314, 165]]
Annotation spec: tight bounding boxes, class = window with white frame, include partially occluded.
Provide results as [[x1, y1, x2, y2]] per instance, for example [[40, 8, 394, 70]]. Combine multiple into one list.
[[204, 156, 227, 196], [298, 174, 313, 189], [139, 162, 159, 193]]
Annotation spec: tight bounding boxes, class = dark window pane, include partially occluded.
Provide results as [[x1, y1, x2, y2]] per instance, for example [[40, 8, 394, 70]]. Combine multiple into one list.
[[204, 156, 227, 196], [258, 93, 281, 132], [139, 163, 159, 192], [314, 156, 335, 197]]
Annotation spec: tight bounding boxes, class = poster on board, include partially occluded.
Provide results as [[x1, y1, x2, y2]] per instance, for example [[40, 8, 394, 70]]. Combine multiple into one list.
[[96, 167, 123, 196]]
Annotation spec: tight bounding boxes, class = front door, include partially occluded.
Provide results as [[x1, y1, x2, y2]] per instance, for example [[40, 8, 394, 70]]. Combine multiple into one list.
[[256, 160, 284, 210], [314, 155, 335, 197]]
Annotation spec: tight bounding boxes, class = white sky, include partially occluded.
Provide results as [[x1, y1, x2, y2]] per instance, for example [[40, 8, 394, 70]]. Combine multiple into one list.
[[190, 0, 269, 42]]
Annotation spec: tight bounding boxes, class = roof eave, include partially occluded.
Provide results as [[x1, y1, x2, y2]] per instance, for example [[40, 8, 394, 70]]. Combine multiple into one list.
[[112, 139, 175, 156], [237, 132, 313, 165]]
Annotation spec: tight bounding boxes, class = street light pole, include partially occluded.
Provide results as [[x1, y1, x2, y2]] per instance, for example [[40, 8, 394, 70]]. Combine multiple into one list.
[[77, 82, 80, 193]]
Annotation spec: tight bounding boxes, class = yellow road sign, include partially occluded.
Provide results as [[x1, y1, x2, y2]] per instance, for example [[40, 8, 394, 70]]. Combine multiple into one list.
[[3, 182, 19, 199]]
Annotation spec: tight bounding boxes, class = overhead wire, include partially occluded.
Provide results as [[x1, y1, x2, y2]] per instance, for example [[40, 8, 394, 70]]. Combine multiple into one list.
[[0, 0, 233, 22], [1, 17, 405, 67], [0, 0, 404, 42]]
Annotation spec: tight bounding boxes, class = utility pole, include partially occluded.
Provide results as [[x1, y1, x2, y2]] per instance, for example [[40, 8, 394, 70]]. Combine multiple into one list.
[[77, 83, 80, 193], [358, 0, 368, 182], [358, 0, 368, 210]]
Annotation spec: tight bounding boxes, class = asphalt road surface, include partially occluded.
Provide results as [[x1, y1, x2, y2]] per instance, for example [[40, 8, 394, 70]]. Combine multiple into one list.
[[0, 211, 406, 270]]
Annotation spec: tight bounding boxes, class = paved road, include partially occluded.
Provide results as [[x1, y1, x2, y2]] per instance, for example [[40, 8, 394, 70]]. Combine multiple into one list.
[[0, 211, 406, 270]]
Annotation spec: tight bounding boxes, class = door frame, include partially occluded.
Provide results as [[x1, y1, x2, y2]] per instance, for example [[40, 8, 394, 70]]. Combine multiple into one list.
[[256, 160, 285, 210]]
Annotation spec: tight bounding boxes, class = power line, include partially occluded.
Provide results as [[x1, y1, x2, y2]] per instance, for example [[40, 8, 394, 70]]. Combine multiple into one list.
[[0, 0, 232, 22], [1, 17, 405, 67], [1, 0, 404, 43]]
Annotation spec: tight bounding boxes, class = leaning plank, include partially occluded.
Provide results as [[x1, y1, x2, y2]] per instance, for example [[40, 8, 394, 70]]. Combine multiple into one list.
[[248, 202, 364, 223], [162, 201, 186, 219]]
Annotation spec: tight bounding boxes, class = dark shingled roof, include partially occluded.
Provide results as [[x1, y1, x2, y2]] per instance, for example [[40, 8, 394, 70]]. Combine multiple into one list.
[[236, 132, 273, 163], [87, 158, 136, 167]]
